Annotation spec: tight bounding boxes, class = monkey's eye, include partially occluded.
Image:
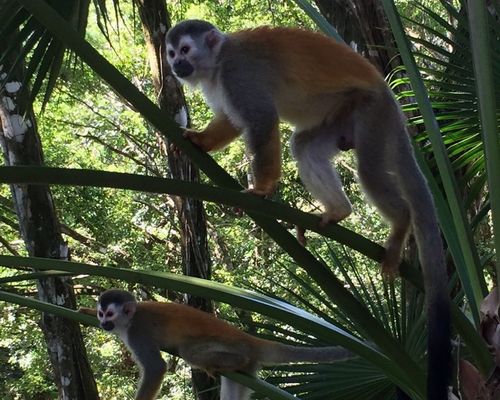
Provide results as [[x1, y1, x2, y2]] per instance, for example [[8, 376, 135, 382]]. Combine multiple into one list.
[[180, 46, 190, 55], [98, 311, 103, 318], [168, 50, 175, 58], [106, 311, 114, 318]]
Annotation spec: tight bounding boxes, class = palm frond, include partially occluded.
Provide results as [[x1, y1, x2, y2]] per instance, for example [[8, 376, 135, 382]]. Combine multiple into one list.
[[0, 0, 117, 104]]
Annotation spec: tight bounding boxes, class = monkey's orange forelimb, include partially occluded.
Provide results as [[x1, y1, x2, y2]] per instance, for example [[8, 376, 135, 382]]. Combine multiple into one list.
[[186, 113, 241, 152]]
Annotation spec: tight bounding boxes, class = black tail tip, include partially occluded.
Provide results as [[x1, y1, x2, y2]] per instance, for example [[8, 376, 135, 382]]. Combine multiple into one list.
[[427, 300, 452, 400]]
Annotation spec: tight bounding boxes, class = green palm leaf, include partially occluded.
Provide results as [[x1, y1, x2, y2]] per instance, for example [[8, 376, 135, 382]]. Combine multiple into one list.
[[0, 0, 93, 103], [382, 0, 488, 323]]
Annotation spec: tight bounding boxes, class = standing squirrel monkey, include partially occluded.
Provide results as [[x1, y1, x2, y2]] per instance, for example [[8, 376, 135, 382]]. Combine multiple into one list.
[[80, 289, 354, 400], [165, 20, 451, 399]]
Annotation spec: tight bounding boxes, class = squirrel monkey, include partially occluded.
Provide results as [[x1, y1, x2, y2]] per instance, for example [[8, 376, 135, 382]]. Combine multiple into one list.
[[165, 20, 451, 400], [80, 289, 354, 400]]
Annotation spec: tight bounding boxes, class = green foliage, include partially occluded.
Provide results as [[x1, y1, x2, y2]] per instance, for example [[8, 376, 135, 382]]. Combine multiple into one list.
[[390, 0, 499, 305], [0, 304, 56, 399], [0, 0, 498, 398]]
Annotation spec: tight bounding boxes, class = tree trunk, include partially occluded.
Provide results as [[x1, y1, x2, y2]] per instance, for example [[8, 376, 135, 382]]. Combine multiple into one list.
[[134, 1, 217, 399], [0, 37, 99, 400], [314, 0, 399, 74]]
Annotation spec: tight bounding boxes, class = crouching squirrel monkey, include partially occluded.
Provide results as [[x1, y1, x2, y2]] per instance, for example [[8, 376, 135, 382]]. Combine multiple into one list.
[[165, 20, 451, 400], [80, 289, 354, 400]]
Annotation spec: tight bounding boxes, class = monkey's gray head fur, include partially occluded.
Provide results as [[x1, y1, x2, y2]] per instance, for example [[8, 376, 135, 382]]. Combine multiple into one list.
[[97, 289, 137, 332], [166, 19, 225, 85], [99, 289, 136, 308], [166, 20, 216, 48]]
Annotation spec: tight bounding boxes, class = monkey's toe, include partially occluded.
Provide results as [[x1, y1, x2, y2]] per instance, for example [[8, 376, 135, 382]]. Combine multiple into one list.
[[319, 209, 350, 226]]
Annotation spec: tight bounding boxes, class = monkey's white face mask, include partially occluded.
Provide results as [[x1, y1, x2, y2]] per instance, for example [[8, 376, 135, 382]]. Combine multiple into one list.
[[97, 301, 136, 332], [166, 29, 225, 86]]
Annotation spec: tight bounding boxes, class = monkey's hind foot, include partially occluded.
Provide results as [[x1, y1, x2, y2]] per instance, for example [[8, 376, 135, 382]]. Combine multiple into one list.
[[380, 238, 405, 278], [295, 225, 307, 246], [234, 185, 274, 217], [380, 257, 401, 280]]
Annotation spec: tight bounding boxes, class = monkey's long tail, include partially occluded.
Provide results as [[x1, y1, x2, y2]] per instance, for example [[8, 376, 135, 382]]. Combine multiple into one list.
[[259, 342, 354, 366], [390, 91, 451, 400]]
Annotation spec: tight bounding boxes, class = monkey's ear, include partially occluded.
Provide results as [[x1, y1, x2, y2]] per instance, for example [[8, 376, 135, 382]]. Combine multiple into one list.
[[205, 29, 222, 48], [122, 301, 137, 317]]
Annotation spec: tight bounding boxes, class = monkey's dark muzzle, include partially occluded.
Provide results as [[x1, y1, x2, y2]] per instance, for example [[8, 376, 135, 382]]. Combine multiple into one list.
[[173, 60, 194, 78], [101, 321, 115, 331]]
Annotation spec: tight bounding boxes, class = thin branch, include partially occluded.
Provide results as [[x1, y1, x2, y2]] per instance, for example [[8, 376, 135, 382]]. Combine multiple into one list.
[[0, 235, 20, 256], [74, 132, 155, 173], [54, 88, 164, 173]]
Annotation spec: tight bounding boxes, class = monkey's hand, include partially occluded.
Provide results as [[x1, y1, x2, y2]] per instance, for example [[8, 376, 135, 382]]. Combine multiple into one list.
[[78, 307, 97, 316], [183, 129, 214, 152], [242, 186, 275, 197], [168, 129, 211, 155]]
